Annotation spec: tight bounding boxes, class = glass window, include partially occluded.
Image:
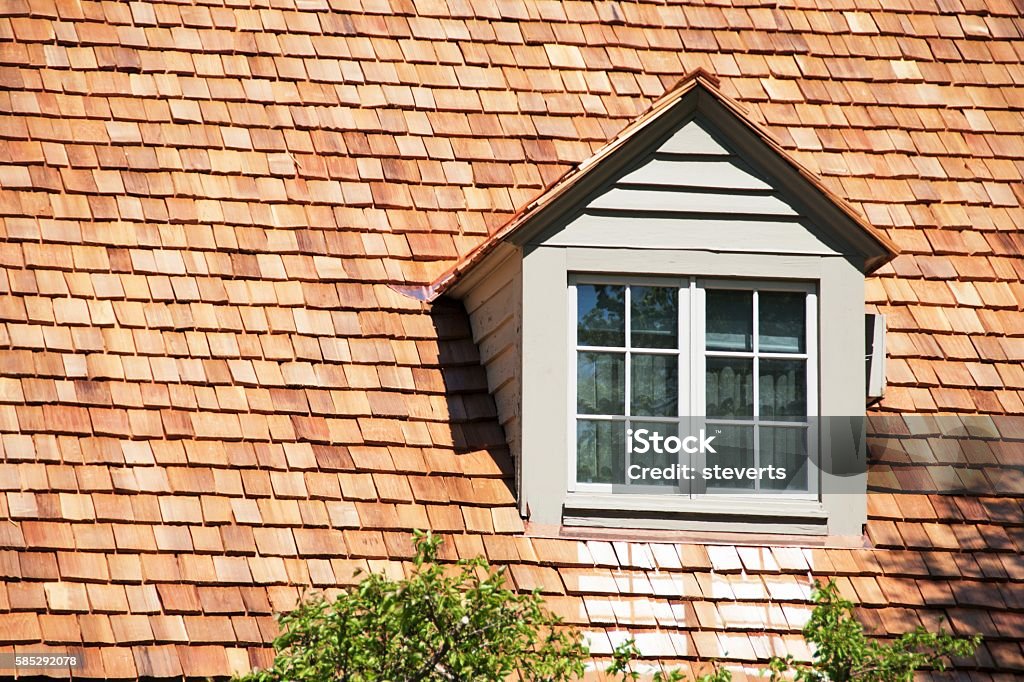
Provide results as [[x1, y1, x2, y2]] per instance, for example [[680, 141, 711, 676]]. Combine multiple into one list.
[[703, 286, 811, 492], [575, 284, 678, 488], [573, 278, 815, 496], [706, 290, 752, 352], [577, 284, 624, 347]]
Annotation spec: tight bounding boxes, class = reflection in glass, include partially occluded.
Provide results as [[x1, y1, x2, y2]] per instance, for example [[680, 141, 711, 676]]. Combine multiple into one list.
[[706, 425, 754, 490], [631, 286, 677, 349], [759, 292, 806, 353], [759, 359, 806, 419], [577, 420, 625, 484], [760, 427, 808, 491], [631, 354, 678, 417], [578, 285, 625, 347], [577, 352, 625, 414], [706, 357, 753, 417], [706, 290, 752, 352]]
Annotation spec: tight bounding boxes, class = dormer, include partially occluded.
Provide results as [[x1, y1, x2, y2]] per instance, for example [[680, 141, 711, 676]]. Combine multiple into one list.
[[406, 72, 898, 536]]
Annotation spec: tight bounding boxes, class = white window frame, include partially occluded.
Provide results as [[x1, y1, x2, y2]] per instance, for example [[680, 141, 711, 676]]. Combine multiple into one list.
[[694, 279, 819, 499], [568, 274, 819, 501]]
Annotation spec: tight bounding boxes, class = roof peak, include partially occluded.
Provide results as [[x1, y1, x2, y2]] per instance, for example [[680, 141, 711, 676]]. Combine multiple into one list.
[[672, 67, 721, 90]]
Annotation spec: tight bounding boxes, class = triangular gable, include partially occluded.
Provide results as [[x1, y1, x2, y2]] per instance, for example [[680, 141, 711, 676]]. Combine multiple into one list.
[[585, 117, 796, 217], [399, 70, 899, 302], [621, 120, 773, 193]]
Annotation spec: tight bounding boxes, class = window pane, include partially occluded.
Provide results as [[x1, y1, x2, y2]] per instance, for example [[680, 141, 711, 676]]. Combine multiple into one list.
[[577, 352, 625, 415], [631, 286, 677, 349], [705, 357, 753, 418], [760, 427, 808, 491], [759, 292, 806, 353], [577, 419, 625, 484], [706, 290, 752, 351], [631, 354, 678, 417], [706, 425, 754, 490], [759, 359, 806, 419], [578, 284, 625, 347], [629, 420, 677, 487]]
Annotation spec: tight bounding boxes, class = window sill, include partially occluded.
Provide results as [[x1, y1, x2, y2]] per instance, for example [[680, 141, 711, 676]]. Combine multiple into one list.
[[562, 492, 830, 535]]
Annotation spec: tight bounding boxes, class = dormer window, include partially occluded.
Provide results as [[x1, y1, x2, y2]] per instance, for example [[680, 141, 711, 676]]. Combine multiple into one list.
[[434, 72, 899, 536], [572, 278, 818, 497]]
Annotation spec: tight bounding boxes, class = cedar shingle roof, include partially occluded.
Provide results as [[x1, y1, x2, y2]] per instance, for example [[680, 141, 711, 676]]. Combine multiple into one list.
[[1, 0, 1024, 678]]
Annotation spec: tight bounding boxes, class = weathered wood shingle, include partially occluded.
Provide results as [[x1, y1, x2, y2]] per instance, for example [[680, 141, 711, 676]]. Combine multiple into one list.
[[0, 0, 1023, 677]]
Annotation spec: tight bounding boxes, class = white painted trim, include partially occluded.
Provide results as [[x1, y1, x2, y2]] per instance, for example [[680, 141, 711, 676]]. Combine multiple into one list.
[[679, 278, 692, 495], [807, 287, 820, 495], [566, 279, 578, 493]]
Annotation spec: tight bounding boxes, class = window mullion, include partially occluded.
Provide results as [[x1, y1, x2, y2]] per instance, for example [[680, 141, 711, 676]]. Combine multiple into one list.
[[568, 282, 577, 493], [691, 278, 702, 500], [677, 281, 687, 495], [807, 289, 819, 497], [752, 289, 760, 492], [624, 285, 631, 482]]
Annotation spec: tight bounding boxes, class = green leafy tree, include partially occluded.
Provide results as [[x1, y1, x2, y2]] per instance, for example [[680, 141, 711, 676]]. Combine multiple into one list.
[[767, 580, 981, 682], [239, 533, 980, 682], [237, 530, 587, 681]]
